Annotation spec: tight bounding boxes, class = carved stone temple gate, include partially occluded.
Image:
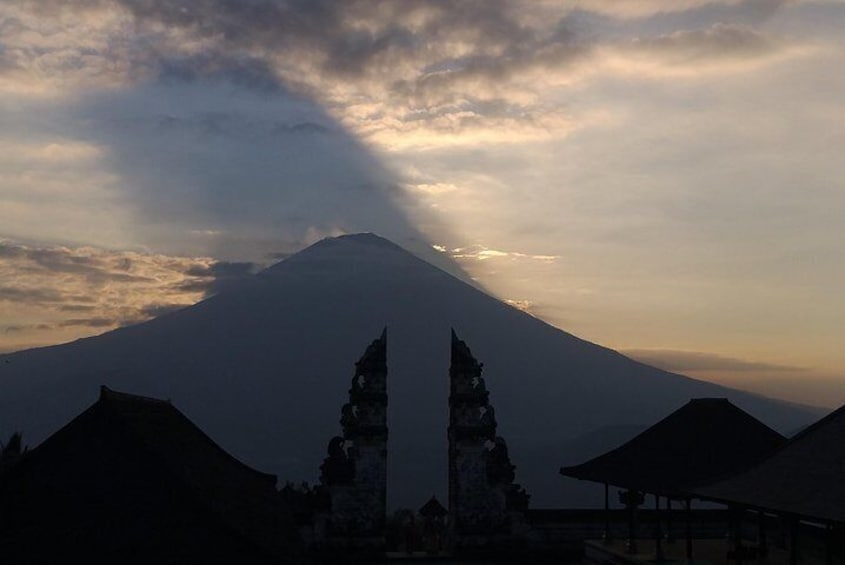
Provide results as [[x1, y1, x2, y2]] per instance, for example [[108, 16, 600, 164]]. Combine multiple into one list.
[[315, 329, 529, 551], [316, 329, 389, 548], [448, 330, 530, 548]]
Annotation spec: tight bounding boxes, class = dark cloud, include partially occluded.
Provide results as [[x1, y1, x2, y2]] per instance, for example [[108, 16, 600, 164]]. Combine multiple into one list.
[[625, 349, 803, 373], [155, 111, 333, 139], [0, 240, 219, 346], [183, 261, 256, 278], [119, 0, 421, 78], [0, 286, 64, 304], [39, 0, 784, 93], [58, 317, 118, 329], [72, 80, 435, 260], [271, 122, 332, 136], [112, 0, 586, 107], [58, 305, 98, 313], [138, 303, 186, 318], [629, 24, 777, 62], [0, 240, 262, 310], [181, 260, 259, 296], [122, 0, 585, 142], [0, 239, 266, 349], [3, 324, 52, 334], [159, 53, 282, 92], [0, 242, 25, 259], [0, 40, 23, 74], [0, 242, 155, 285], [639, 0, 791, 30]]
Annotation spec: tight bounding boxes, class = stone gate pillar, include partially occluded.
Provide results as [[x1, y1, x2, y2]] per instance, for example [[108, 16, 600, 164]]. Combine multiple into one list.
[[448, 330, 529, 547], [317, 329, 388, 549]]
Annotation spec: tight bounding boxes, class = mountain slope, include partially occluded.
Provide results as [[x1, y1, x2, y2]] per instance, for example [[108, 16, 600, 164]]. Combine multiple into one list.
[[0, 233, 822, 507]]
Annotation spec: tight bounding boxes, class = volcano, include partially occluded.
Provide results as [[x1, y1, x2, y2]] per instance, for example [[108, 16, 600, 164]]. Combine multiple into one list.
[[0, 233, 821, 507]]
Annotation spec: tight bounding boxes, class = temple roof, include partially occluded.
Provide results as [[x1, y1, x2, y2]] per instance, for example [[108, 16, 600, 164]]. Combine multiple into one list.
[[419, 495, 448, 518], [693, 403, 845, 523], [0, 386, 296, 561], [560, 398, 786, 496], [96, 385, 278, 493]]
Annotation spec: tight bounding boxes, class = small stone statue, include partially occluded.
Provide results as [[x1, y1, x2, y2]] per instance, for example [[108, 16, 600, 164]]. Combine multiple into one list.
[[486, 436, 516, 485], [340, 403, 359, 431], [320, 436, 355, 484]]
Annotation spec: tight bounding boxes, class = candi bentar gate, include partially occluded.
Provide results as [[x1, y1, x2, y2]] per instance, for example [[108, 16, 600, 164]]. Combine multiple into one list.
[[314, 328, 530, 552]]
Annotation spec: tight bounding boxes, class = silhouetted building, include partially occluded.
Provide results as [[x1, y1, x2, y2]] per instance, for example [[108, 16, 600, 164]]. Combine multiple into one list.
[[696, 401, 845, 522], [448, 329, 529, 547], [420, 496, 448, 520], [316, 329, 388, 548], [562, 398, 786, 496], [0, 386, 301, 564], [419, 496, 448, 555], [561, 398, 786, 561], [695, 403, 845, 565]]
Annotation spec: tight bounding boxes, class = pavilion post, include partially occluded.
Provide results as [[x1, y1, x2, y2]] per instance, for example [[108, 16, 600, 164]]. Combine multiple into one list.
[[666, 496, 674, 544], [685, 498, 693, 561], [788, 518, 798, 565], [655, 494, 665, 562], [757, 511, 767, 565], [604, 483, 611, 544], [620, 489, 643, 555], [628, 493, 638, 555], [826, 524, 834, 565], [730, 506, 744, 565]]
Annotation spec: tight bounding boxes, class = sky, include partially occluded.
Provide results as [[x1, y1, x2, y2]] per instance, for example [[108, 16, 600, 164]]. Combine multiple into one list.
[[1, 0, 843, 407]]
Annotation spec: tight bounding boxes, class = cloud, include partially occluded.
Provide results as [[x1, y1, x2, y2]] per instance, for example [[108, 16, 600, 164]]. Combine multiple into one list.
[[0, 239, 268, 350], [138, 303, 187, 318], [0, 286, 66, 304], [567, 1, 756, 20], [0, 0, 817, 156], [2, 0, 843, 394], [67, 80, 431, 260], [0, 241, 155, 286], [439, 243, 560, 263], [97, 0, 805, 146], [58, 317, 119, 329], [504, 298, 535, 313], [0, 2, 140, 95], [0, 132, 128, 250], [158, 53, 283, 93], [631, 24, 777, 60], [0, 0, 585, 145], [181, 261, 259, 296], [0, 1, 459, 262], [624, 348, 804, 373], [596, 23, 807, 78], [2, 323, 52, 334]]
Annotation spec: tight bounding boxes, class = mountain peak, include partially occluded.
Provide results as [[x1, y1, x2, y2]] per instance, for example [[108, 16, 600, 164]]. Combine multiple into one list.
[[309, 232, 408, 254], [332, 232, 392, 245], [262, 232, 430, 278], [289, 232, 405, 258]]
